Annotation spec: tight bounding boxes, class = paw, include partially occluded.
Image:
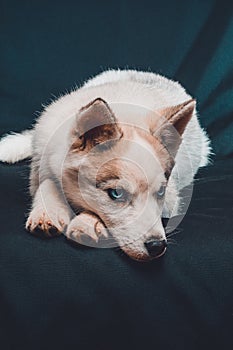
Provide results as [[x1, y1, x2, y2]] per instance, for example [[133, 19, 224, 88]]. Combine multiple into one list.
[[66, 212, 108, 246], [26, 207, 70, 237]]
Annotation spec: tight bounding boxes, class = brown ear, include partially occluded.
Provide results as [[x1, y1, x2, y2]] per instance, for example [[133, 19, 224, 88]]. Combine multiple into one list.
[[153, 99, 196, 157], [72, 98, 122, 151]]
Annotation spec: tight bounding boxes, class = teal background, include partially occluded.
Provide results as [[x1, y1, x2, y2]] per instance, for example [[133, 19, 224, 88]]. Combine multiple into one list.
[[0, 1, 233, 349], [1, 0, 233, 157]]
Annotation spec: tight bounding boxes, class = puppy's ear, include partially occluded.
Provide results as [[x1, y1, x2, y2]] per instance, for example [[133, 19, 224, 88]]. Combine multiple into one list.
[[72, 98, 122, 151], [153, 99, 196, 157]]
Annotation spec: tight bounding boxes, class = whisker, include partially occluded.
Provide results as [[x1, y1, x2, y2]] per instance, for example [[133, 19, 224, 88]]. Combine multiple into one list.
[[194, 175, 233, 184], [189, 212, 222, 218], [167, 238, 178, 246], [166, 229, 183, 238]]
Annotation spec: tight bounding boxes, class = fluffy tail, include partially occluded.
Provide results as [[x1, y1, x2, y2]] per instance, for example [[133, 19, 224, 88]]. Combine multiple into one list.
[[0, 130, 33, 163]]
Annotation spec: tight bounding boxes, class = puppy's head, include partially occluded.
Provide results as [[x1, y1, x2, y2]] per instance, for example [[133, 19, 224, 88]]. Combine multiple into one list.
[[63, 97, 195, 261]]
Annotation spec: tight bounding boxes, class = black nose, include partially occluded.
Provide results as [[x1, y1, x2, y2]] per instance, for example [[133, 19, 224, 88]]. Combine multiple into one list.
[[144, 239, 167, 258]]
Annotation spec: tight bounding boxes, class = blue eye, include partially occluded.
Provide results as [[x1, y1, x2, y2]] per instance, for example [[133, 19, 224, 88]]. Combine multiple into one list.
[[157, 185, 166, 198], [107, 188, 127, 201]]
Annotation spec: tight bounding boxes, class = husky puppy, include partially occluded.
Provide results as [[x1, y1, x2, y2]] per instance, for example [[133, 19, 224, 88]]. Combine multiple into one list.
[[0, 70, 211, 261]]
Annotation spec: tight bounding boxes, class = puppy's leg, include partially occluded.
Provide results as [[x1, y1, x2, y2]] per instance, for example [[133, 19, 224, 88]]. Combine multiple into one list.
[[26, 179, 71, 236], [29, 161, 40, 196], [66, 212, 108, 245]]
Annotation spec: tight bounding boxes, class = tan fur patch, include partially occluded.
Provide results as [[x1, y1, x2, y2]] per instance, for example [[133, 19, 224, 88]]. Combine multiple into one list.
[[135, 127, 174, 177], [71, 98, 123, 152]]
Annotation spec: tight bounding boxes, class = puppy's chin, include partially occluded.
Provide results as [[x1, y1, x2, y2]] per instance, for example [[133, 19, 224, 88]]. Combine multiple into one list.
[[121, 246, 167, 262]]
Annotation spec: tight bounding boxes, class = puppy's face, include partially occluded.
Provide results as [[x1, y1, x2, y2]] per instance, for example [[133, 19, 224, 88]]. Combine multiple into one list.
[[63, 98, 195, 261]]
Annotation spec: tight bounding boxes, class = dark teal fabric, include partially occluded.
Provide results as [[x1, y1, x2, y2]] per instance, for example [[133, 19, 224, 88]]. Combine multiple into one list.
[[0, 1, 233, 349]]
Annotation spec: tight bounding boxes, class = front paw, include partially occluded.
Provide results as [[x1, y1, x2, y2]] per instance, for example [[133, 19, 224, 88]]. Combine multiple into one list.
[[26, 207, 70, 237], [66, 212, 108, 246]]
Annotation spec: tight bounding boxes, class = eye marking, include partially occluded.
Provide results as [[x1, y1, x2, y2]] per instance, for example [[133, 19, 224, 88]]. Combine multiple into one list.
[[157, 185, 166, 199], [107, 188, 128, 202]]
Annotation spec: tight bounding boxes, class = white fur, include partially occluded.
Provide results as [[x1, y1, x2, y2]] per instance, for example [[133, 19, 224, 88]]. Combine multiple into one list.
[[85, 69, 211, 189], [0, 130, 33, 163], [0, 69, 210, 172], [0, 69, 211, 260], [0, 69, 211, 205]]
